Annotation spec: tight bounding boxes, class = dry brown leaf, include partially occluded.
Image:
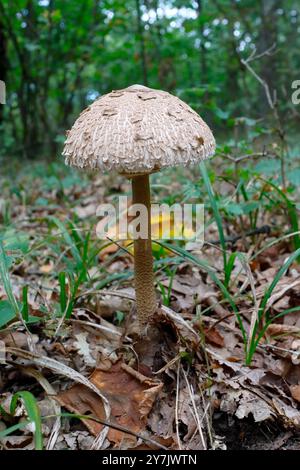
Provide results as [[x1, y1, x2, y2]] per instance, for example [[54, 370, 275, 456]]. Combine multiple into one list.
[[1, 435, 33, 449], [267, 323, 300, 337], [72, 319, 122, 370], [148, 393, 175, 440], [235, 390, 273, 422], [98, 294, 132, 317], [39, 263, 54, 274], [272, 396, 300, 427], [290, 385, 300, 403], [99, 243, 120, 260], [57, 361, 163, 448], [203, 327, 224, 347], [291, 339, 300, 365], [0, 331, 39, 350]]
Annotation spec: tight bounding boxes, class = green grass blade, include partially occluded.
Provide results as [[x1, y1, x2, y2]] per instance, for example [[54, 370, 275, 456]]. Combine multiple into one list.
[[21, 285, 29, 322], [0, 421, 30, 438], [246, 248, 300, 364], [252, 306, 300, 354], [259, 177, 300, 253], [0, 241, 20, 318], [10, 391, 43, 450], [224, 252, 237, 288], [258, 248, 300, 320], [158, 241, 247, 345], [58, 271, 67, 314], [200, 161, 227, 270], [50, 217, 82, 265]]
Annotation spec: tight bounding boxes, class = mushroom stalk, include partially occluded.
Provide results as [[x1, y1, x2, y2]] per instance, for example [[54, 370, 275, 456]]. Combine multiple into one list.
[[131, 174, 157, 329]]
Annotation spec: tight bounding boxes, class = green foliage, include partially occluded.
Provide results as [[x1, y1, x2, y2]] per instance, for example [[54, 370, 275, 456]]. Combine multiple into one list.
[[1, 0, 299, 159], [200, 161, 227, 275], [0, 300, 15, 328], [246, 248, 300, 365], [0, 241, 42, 328], [9, 391, 43, 450], [0, 0, 300, 373]]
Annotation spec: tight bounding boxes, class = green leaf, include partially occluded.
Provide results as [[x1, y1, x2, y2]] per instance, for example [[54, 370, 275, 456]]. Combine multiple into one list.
[[115, 311, 125, 324], [226, 202, 244, 215], [26, 315, 41, 324], [242, 201, 260, 214], [0, 300, 15, 328]]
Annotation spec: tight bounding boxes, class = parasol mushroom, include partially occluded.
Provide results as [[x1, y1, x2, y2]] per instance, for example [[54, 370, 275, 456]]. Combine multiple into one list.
[[62, 84, 215, 333]]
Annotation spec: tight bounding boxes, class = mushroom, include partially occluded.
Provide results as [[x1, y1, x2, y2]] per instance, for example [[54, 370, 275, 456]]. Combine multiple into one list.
[[62, 84, 215, 333]]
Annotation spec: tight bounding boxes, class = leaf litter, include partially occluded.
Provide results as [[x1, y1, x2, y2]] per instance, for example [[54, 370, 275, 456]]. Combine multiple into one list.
[[0, 165, 300, 450]]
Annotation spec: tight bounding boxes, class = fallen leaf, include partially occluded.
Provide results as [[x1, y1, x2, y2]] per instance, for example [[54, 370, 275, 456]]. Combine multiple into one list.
[[267, 324, 300, 338], [290, 385, 300, 403], [73, 332, 96, 368], [39, 263, 54, 274], [57, 361, 163, 448], [203, 327, 224, 347]]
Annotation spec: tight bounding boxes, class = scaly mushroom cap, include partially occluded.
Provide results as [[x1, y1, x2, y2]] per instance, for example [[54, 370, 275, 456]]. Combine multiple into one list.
[[63, 84, 215, 175]]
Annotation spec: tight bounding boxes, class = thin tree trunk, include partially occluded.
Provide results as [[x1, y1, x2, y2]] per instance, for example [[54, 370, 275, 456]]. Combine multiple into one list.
[[258, 0, 280, 113], [24, 0, 40, 157], [135, 0, 148, 86], [0, 18, 7, 122], [195, 0, 207, 82]]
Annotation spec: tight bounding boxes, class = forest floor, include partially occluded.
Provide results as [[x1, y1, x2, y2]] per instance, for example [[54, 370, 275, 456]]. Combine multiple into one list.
[[0, 157, 300, 450]]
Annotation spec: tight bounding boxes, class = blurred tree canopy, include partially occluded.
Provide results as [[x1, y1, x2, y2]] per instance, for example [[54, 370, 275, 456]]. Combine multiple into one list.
[[0, 0, 299, 159]]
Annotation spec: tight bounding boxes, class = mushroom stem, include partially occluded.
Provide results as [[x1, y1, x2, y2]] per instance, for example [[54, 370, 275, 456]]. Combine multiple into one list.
[[131, 174, 157, 330]]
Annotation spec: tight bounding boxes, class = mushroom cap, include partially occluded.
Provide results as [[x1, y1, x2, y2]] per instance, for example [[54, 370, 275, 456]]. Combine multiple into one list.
[[63, 84, 215, 175]]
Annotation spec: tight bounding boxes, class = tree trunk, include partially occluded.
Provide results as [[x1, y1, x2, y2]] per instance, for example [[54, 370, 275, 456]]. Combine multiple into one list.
[[135, 0, 148, 86], [195, 0, 207, 83], [258, 0, 280, 113], [0, 19, 7, 122]]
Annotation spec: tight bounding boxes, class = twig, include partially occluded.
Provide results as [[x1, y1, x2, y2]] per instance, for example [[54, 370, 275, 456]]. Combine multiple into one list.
[[121, 362, 161, 386], [240, 44, 287, 188], [51, 412, 168, 450], [260, 344, 300, 356], [244, 43, 277, 63], [182, 367, 207, 450], [241, 44, 277, 109], [219, 150, 273, 163], [5, 346, 111, 448], [205, 224, 271, 246], [175, 360, 182, 450]]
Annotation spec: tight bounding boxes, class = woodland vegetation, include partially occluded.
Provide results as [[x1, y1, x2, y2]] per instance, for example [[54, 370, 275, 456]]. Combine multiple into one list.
[[0, 0, 300, 452]]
